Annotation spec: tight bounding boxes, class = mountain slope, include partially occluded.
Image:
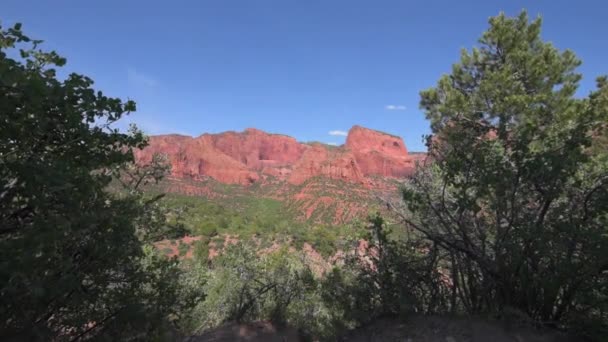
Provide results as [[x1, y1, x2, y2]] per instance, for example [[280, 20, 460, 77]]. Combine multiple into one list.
[[135, 125, 426, 223]]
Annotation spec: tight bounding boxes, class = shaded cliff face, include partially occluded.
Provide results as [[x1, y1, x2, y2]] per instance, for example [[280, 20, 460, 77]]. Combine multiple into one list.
[[135, 126, 426, 222]]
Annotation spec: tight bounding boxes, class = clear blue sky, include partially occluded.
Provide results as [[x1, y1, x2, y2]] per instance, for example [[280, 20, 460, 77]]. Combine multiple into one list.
[[3, 0, 607, 151]]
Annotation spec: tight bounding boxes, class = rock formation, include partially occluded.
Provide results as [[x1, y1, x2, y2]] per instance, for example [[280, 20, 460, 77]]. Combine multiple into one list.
[[135, 125, 426, 222], [345, 125, 415, 178], [135, 125, 423, 185]]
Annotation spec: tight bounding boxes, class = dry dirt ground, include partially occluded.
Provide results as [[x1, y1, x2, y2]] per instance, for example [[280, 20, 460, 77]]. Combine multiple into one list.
[[185, 316, 585, 342]]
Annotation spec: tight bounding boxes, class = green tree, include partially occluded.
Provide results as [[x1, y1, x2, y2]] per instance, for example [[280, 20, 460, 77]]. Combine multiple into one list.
[[185, 242, 316, 335], [322, 214, 447, 327], [0, 23, 183, 340], [402, 10, 608, 333]]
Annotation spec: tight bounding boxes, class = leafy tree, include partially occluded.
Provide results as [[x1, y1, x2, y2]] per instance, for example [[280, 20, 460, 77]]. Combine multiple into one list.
[[0, 23, 183, 340], [400, 11, 608, 333]]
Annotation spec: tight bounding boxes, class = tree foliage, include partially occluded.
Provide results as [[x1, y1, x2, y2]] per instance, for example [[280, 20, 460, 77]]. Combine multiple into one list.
[[400, 11, 608, 334], [0, 22, 183, 340], [182, 243, 317, 336], [322, 214, 449, 328]]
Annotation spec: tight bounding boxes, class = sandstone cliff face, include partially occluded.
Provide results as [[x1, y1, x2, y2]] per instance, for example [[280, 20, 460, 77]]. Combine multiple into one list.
[[134, 134, 258, 185], [345, 125, 415, 178], [208, 128, 305, 170], [135, 126, 422, 185], [288, 144, 364, 185]]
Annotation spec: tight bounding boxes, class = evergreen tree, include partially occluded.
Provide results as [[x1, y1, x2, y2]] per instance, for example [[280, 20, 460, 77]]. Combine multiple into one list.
[[402, 10, 608, 330]]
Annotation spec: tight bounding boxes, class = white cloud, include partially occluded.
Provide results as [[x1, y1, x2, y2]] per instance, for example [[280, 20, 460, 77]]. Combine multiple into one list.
[[127, 68, 158, 87], [329, 130, 348, 136], [385, 105, 407, 111], [326, 142, 338, 146]]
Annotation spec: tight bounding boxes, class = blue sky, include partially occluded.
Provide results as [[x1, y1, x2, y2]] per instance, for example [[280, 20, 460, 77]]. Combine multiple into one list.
[[3, 0, 607, 151]]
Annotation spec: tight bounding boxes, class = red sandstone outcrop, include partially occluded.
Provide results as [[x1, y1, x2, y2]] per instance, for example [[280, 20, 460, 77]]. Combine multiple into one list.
[[134, 134, 259, 185], [135, 126, 424, 186], [207, 128, 305, 170], [345, 125, 416, 178], [288, 143, 364, 185]]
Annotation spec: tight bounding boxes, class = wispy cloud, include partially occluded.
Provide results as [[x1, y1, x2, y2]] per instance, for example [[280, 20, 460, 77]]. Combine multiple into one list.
[[127, 68, 159, 88], [329, 130, 348, 136], [385, 105, 407, 111]]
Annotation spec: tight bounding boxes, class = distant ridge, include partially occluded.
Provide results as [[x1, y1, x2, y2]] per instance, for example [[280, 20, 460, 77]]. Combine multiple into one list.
[[136, 125, 425, 185], [135, 125, 427, 222]]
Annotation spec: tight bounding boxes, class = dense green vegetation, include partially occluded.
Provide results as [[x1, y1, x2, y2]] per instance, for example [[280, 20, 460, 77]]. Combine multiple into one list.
[[172, 213, 446, 340], [161, 193, 366, 258], [2, 10, 608, 341]]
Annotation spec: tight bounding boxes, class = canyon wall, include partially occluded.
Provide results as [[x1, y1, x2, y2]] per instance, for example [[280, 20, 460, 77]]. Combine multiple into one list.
[[135, 125, 424, 186]]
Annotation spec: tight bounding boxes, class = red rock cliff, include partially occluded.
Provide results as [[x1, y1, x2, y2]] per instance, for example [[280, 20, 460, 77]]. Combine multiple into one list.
[[135, 126, 423, 185], [134, 134, 259, 185], [288, 143, 364, 185], [345, 125, 415, 178], [208, 128, 305, 170]]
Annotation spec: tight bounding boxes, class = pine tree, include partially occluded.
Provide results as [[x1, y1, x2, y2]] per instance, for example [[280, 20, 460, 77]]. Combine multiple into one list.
[[403, 11, 608, 329]]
